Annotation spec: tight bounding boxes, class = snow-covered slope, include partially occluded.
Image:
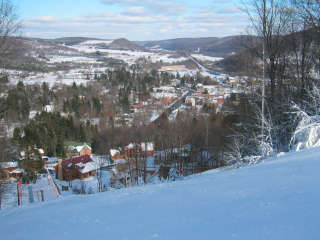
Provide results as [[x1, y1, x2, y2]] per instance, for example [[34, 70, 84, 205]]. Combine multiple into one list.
[[1, 147, 320, 240]]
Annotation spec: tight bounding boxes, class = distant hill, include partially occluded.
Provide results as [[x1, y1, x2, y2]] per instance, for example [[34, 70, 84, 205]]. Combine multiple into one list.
[[136, 36, 254, 57], [51, 37, 101, 46], [109, 38, 146, 51]]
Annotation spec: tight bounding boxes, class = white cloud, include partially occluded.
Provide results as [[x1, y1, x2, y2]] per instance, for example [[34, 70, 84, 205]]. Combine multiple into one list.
[[28, 16, 59, 23], [217, 6, 242, 14], [122, 7, 147, 16], [22, 1, 248, 40], [101, 0, 187, 16]]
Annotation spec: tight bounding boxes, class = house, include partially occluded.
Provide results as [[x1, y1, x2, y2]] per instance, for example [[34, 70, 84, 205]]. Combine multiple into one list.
[[110, 142, 154, 162], [110, 148, 125, 162], [109, 156, 158, 188], [43, 104, 54, 113], [0, 161, 24, 179], [65, 142, 92, 158], [55, 155, 97, 181], [42, 156, 58, 169], [141, 142, 154, 157], [109, 142, 156, 187], [19, 148, 45, 161]]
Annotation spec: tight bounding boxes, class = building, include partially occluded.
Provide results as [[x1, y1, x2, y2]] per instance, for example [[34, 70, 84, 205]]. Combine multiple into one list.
[[110, 142, 154, 162], [65, 142, 92, 158], [185, 94, 225, 107], [109, 142, 156, 186], [55, 155, 97, 181], [0, 161, 24, 179]]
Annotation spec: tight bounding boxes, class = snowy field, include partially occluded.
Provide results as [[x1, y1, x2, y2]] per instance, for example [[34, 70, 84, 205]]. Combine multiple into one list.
[[70, 40, 188, 65], [9, 70, 94, 87], [7, 66, 111, 87], [191, 54, 223, 62], [48, 56, 97, 64], [1, 147, 320, 239]]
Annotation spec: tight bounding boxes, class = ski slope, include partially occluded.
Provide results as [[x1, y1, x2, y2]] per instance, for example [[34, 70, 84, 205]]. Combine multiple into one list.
[[1, 147, 320, 240]]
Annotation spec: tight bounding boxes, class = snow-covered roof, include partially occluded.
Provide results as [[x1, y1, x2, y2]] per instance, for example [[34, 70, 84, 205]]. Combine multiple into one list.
[[43, 105, 54, 112], [0, 161, 18, 169], [75, 144, 92, 153], [141, 142, 154, 152], [42, 156, 58, 163], [76, 146, 83, 152], [110, 149, 120, 157], [29, 110, 40, 119], [78, 161, 98, 174], [10, 168, 24, 174], [76, 162, 86, 168], [127, 143, 135, 149], [114, 158, 127, 165]]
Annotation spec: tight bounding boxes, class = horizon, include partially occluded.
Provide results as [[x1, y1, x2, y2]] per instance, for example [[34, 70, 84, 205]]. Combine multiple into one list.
[[17, 0, 248, 41], [23, 35, 244, 42]]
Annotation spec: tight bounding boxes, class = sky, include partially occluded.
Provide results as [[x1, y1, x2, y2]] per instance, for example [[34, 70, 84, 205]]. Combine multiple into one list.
[[16, 0, 249, 41]]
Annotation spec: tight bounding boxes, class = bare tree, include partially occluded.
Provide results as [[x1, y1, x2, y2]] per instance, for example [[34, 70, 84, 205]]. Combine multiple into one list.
[[241, 0, 293, 105], [0, 166, 8, 210], [95, 158, 103, 192], [292, 0, 320, 30], [0, 0, 21, 58]]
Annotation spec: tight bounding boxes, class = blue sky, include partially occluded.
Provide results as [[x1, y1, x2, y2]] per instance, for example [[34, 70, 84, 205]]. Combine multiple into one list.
[[16, 0, 248, 40]]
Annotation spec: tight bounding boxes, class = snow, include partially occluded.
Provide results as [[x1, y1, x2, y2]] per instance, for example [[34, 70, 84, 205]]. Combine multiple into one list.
[[150, 112, 160, 122], [2, 175, 59, 209], [70, 42, 188, 65], [191, 54, 223, 62], [75, 144, 91, 153], [151, 92, 178, 99], [79, 40, 113, 46], [9, 70, 93, 87], [1, 146, 320, 239], [10, 168, 24, 174], [0, 162, 18, 168], [48, 56, 97, 64], [290, 113, 320, 151], [126, 143, 135, 149], [113, 158, 127, 164], [78, 161, 98, 174], [141, 142, 154, 152], [110, 149, 120, 157]]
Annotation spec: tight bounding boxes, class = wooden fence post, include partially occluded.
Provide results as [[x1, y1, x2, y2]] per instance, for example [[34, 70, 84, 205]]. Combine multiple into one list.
[[40, 190, 44, 202]]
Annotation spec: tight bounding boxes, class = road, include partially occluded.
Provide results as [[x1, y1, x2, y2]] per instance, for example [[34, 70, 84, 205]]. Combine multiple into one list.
[[151, 89, 193, 124]]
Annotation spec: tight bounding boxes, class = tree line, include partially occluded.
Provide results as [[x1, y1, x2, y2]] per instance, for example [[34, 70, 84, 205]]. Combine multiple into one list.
[[224, 0, 320, 162]]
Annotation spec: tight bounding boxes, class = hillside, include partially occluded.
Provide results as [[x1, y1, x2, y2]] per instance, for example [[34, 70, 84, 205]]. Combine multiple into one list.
[[108, 38, 147, 51], [1, 147, 319, 240], [50, 37, 101, 46], [137, 36, 252, 57]]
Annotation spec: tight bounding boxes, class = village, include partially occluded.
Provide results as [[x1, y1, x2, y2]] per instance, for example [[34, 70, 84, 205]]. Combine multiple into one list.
[[0, 57, 249, 209], [0, 134, 224, 208], [0, 30, 252, 210]]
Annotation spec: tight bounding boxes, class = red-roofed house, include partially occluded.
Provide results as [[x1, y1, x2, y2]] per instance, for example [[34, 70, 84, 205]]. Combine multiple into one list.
[[55, 155, 97, 181]]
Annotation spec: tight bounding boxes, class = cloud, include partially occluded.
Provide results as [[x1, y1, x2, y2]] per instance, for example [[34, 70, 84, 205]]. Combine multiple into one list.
[[101, 0, 187, 16], [217, 6, 242, 14], [122, 7, 147, 16], [22, 0, 249, 40], [28, 16, 59, 23]]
